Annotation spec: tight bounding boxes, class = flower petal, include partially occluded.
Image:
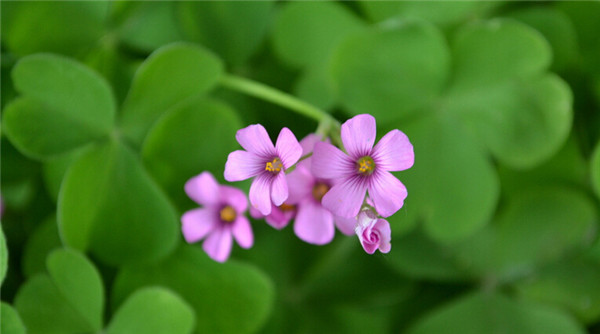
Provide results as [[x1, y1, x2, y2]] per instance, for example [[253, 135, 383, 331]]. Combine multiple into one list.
[[341, 114, 376, 158], [276, 127, 302, 169], [322, 177, 367, 218], [354, 210, 378, 254], [312, 142, 355, 180], [286, 165, 313, 204], [372, 129, 414, 172], [202, 228, 233, 262], [359, 237, 378, 254], [294, 201, 334, 245], [300, 133, 328, 155], [249, 205, 265, 219], [374, 219, 391, 253], [221, 185, 248, 213], [235, 124, 275, 157], [334, 215, 357, 236], [250, 173, 272, 215], [265, 205, 293, 229], [232, 215, 253, 249], [224, 150, 264, 182], [181, 208, 216, 243], [270, 172, 288, 206], [184, 172, 219, 206], [368, 171, 407, 217]]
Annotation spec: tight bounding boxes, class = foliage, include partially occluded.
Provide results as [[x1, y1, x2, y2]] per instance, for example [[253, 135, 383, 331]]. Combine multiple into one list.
[[1, 1, 599, 333]]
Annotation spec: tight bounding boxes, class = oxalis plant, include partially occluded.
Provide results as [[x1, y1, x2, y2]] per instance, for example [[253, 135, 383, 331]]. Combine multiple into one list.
[[2, 2, 600, 334], [1, 42, 414, 333]]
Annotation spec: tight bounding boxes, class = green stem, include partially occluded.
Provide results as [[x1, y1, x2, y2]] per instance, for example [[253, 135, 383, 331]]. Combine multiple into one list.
[[220, 74, 339, 127]]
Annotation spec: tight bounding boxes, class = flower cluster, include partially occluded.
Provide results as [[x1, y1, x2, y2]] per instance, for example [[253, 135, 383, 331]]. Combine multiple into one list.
[[182, 114, 414, 262]]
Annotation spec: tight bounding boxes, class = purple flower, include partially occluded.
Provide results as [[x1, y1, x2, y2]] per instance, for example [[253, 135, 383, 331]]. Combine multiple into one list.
[[286, 134, 356, 245], [312, 114, 414, 218], [225, 124, 302, 216], [355, 209, 391, 254], [181, 172, 253, 262], [250, 202, 296, 230]]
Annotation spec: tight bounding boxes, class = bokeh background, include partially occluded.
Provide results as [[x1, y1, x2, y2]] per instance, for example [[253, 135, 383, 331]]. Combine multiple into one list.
[[1, 1, 600, 333]]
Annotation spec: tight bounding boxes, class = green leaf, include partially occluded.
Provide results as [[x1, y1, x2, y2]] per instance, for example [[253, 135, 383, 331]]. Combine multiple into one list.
[[84, 45, 136, 105], [272, 1, 365, 68], [385, 227, 468, 282], [116, 2, 183, 53], [295, 304, 392, 334], [508, 7, 579, 71], [107, 287, 195, 334], [407, 292, 585, 334], [359, 1, 495, 27], [450, 74, 572, 169], [58, 140, 179, 266], [46, 249, 104, 330], [22, 215, 62, 278], [592, 141, 600, 200], [1, 302, 26, 334], [15, 249, 104, 334], [112, 245, 274, 334], [516, 256, 600, 324], [0, 227, 7, 286], [142, 97, 242, 207], [175, 1, 274, 66], [447, 20, 572, 169], [1, 2, 108, 57], [43, 149, 85, 203], [454, 186, 597, 281], [119, 43, 223, 147], [295, 63, 338, 110], [497, 135, 589, 194], [272, 2, 365, 110], [332, 20, 450, 123], [450, 19, 551, 89], [393, 114, 499, 242], [3, 54, 116, 159]]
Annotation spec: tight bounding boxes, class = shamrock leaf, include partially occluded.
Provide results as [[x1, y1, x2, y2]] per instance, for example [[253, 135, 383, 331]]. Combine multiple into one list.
[[58, 140, 179, 266], [15, 249, 104, 334], [112, 245, 274, 334], [3, 54, 115, 159], [408, 292, 585, 334]]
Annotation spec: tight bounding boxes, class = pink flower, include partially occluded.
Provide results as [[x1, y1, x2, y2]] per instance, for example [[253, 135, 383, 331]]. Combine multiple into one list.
[[225, 124, 302, 216], [181, 172, 253, 262], [355, 209, 391, 254], [249, 202, 296, 230], [312, 114, 414, 218], [287, 134, 356, 245]]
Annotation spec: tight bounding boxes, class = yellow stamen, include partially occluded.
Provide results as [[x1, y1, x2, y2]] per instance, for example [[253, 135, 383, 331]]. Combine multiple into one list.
[[279, 203, 296, 212], [219, 206, 237, 223], [357, 156, 375, 175], [265, 157, 283, 173], [312, 183, 329, 202]]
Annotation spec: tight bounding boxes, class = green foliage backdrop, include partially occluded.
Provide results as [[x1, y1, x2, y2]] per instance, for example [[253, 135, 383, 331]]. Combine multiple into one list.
[[1, 1, 599, 333]]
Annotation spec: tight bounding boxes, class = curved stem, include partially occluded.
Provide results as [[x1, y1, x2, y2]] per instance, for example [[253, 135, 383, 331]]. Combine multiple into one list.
[[220, 74, 339, 128]]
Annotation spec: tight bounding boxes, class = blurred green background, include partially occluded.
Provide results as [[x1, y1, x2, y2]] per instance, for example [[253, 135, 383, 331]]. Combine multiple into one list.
[[1, 1, 600, 333]]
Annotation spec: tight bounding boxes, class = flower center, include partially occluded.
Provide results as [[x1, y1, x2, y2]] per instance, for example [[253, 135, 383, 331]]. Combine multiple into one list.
[[279, 203, 296, 212], [219, 206, 237, 223], [356, 156, 375, 175], [368, 230, 380, 243], [312, 182, 329, 202], [265, 157, 283, 174]]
